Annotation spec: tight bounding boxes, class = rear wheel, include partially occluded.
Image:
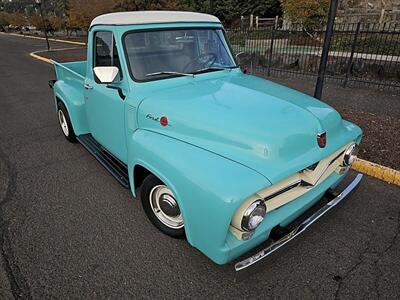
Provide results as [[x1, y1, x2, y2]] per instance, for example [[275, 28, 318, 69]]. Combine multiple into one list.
[[57, 101, 76, 142], [140, 175, 185, 238]]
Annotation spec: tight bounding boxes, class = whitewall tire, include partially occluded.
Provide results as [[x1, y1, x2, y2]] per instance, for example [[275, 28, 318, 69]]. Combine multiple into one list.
[[140, 174, 185, 238]]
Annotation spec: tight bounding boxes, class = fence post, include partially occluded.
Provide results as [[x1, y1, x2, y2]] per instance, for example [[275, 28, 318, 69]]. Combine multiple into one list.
[[314, 0, 339, 100], [275, 16, 279, 29], [379, 8, 385, 29], [343, 22, 361, 88], [250, 14, 254, 28], [241, 15, 244, 29], [256, 16, 259, 29], [267, 27, 275, 76]]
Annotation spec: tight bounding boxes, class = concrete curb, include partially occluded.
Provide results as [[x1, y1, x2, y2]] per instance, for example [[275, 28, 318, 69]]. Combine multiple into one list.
[[30, 47, 79, 65], [352, 158, 400, 186], [1, 32, 86, 46], [30, 51, 53, 64], [27, 47, 400, 187]]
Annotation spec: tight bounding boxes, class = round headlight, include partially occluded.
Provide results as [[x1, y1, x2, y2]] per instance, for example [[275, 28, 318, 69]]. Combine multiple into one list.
[[343, 143, 358, 166], [241, 200, 266, 232]]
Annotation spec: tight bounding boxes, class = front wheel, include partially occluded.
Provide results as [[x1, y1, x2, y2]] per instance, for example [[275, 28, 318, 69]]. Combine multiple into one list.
[[140, 175, 185, 238]]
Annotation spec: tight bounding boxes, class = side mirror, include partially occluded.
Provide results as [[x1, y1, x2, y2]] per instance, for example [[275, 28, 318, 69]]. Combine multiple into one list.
[[235, 52, 248, 74], [235, 51, 245, 63], [93, 66, 119, 84]]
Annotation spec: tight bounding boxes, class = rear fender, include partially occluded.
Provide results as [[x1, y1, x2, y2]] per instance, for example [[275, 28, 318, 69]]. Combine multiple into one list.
[[53, 80, 89, 135]]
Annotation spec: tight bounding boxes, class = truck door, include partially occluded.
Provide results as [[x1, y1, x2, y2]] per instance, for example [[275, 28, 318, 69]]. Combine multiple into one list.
[[84, 30, 128, 163]]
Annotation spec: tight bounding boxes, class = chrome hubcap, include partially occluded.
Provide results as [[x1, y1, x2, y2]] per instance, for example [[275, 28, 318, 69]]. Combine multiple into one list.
[[149, 185, 183, 229], [58, 110, 69, 136]]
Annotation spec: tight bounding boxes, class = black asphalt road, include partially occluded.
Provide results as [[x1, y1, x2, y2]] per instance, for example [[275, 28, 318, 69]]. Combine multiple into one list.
[[0, 34, 399, 299]]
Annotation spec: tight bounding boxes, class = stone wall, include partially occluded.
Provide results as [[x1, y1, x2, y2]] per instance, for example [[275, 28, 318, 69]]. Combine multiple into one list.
[[336, 0, 400, 24]]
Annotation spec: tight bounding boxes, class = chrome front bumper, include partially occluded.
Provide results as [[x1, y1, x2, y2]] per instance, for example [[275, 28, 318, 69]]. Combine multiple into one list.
[[234, 173, 363, 271]]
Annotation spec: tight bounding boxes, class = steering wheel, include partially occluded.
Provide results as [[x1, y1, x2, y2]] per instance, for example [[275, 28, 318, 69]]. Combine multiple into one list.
[[183, 53, 217, 73]]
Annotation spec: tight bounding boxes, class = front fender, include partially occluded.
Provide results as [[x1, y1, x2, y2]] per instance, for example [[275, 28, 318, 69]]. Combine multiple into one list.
[[127, 129, 270, 264]]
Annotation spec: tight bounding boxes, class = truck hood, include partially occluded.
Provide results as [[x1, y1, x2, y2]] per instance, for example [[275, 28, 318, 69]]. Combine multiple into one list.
[[137, 72, 354, 184]]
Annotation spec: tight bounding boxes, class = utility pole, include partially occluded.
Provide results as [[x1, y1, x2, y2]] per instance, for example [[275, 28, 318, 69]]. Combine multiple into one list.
[[35, 0, 50, 51], [314, 0, 339, 99]]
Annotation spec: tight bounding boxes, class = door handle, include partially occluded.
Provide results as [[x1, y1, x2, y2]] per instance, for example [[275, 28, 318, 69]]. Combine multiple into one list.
[[84, 83, 93, 90]]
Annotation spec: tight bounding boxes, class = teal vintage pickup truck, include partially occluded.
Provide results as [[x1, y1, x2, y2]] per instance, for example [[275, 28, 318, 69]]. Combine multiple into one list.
[[50, 11, 363, 270]]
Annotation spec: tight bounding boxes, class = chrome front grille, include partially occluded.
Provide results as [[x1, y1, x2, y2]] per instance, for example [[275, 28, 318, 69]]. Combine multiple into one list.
[[255, 144, 351, 213]]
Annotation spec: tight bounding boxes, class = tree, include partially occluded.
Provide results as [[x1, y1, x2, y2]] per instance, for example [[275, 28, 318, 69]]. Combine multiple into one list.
[[1, 0, 283, 31], [67, 0, 115, 30], [48, 15, 65, 31], [67, 0, 186, 30], [281, 0, 329, 30], [0, 12, 10, 27], [0, 0, 32, 13], [113, 0, 185, 11], [29, 13, 43, 30], [183, 0, 281, 25], [7, 12, 27, 28], [29, 12, 64, 34], [48, 0, 68, 18]]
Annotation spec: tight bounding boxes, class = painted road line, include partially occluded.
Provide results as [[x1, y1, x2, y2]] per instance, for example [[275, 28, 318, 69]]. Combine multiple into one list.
[[1, 32, 86, 46], [27, 48, 400, 187]]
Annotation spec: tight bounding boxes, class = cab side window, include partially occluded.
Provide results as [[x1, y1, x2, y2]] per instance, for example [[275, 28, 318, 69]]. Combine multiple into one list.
[[94, 31, 122, 78]]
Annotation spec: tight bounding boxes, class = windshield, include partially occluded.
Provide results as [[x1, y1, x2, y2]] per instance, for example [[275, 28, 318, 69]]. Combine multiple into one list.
[[124, 28, 237, 81]]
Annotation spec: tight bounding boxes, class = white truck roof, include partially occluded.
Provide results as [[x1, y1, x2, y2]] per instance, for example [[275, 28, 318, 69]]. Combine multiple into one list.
[[90, 11, 221, 28]]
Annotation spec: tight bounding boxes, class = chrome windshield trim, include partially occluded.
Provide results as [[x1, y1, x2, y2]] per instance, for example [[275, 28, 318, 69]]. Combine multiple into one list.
[[234, 173, 363, 271]]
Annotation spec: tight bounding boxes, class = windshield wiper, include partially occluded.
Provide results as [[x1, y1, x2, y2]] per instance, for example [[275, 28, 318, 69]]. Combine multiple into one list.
[[145, 71, 194, 78], [192, 66, 239, 74]]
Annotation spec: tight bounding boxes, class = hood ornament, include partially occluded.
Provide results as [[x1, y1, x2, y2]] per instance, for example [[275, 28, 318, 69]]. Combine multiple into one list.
[[317, 131, 327, 148]]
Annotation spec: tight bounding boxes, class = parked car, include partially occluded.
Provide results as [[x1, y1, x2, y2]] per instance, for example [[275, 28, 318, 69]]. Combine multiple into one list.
[[50, 11, 363, 270]]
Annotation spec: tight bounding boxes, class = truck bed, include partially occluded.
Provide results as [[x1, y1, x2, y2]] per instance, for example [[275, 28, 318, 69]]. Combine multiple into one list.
[[54, 61, 86, 84]]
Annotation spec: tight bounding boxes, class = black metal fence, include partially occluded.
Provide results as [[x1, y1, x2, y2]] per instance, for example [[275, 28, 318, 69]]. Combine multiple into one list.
[[227, 22, 400, 89]]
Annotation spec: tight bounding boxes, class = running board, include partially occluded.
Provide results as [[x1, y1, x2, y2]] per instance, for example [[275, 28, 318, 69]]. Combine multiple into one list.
[[77, 134, 130, 188]]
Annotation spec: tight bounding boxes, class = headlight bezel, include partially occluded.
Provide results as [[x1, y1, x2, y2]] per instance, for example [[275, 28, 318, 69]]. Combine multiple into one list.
[[343, 143, 358, 166], [241, 199, 267, 232]]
